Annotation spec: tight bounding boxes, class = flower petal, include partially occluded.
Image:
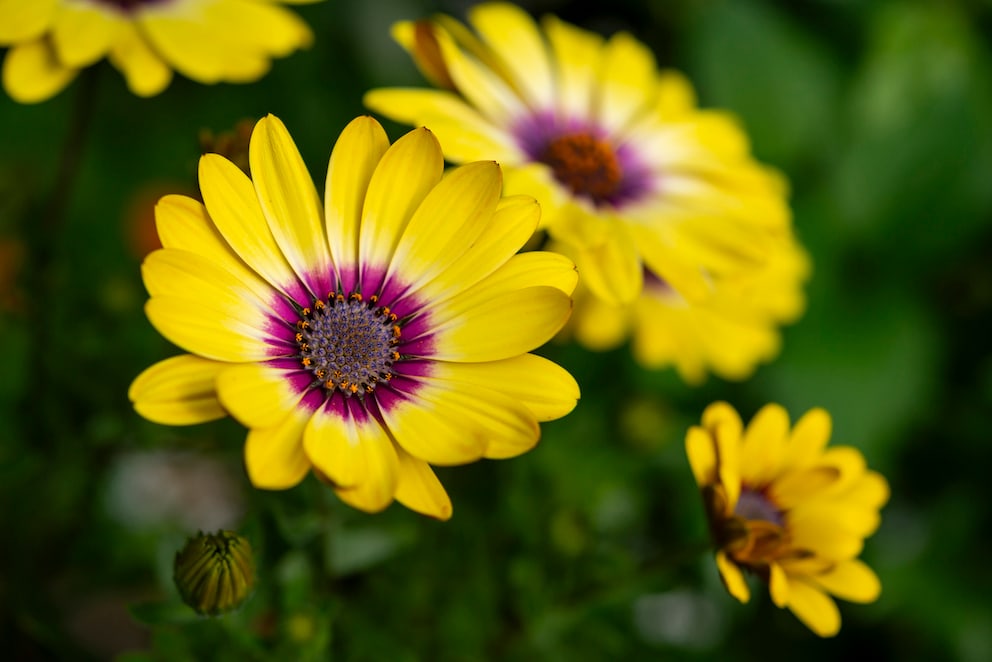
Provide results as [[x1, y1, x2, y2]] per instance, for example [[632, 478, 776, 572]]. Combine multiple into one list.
[[784, 407, 832, 468], [769, 562, 789, 608], [810, 559, 881, 604], [739, 403, 791, 485], [381, 379, 537, 465], [467, 3, 554, 109], [198, 152, 301, 298], [324, 115, 390, 285], [685, 426, 716, 488], [388, 160, 502, 294], [0, 0, 57, 43], [216, 362, 306, 429], [144, 296, 278, 363], [107, 22, 172, 97], [2, 38, 77, 104], [595, 31, 658, 133], [128, 354, 226, 425], [359, 127, 443, 289], [431, 354, 578, 422], [569, 227, 643, 304], [716, 550, 750, 603], [244, 408, 311, 489], [51, 4, 122, 67], [327, 421, 400, 514], [785, 579, 841, 637], [394, 444, 452, 521], [250, 115, 334, 296], [542, 14, 602, 120], [303, 400, 389, 490]]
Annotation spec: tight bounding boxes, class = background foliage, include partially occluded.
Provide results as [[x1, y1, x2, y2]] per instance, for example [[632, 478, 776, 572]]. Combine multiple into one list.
[[1, 0, 991, 659]]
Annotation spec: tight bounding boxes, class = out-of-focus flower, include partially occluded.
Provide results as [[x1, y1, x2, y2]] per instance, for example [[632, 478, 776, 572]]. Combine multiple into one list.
[[173, 530, 254, 615], [0, 0, 321, 103], [365, 2, 791, 305], [564, 235, 809, 384], [129, 114, 579, 519], [198, 118, 256, 177], [686, 402, 889, 636]]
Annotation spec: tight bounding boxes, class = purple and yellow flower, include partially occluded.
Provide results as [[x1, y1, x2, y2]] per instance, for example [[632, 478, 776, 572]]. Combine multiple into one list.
[[686, 402, 889, 636], [565, 234, 809, 384], [0, 0, 320, 103], [129, 114, 579, 519], [365, 2, 791, 305]]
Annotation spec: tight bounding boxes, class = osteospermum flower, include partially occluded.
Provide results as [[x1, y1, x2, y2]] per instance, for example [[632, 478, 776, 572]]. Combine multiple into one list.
[[365, 2, 790, 304], [686, 402, 889, 636], [565, 235, 809, 384], [0, 0, 320, 103], [129, 114, 580, 519]]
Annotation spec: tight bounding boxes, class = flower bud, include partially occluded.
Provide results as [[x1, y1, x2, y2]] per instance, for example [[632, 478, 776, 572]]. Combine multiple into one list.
[[173, 530, 255, 616]]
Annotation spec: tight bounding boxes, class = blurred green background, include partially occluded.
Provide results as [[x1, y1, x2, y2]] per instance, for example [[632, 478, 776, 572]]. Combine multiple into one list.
[[2, 0, 991, 659]]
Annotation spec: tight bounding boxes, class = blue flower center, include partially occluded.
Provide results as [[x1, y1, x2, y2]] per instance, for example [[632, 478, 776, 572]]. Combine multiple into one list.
[[295, 293, 402, 397], [733, 487, 783, 527]]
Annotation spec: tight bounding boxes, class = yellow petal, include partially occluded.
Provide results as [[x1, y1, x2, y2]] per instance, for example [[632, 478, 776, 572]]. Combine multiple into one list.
[[0, 0, 57, 43], [785, 579, 841, 637], [570, 227, 643, 304], [363, 88, 519, 163], [359, 127, 443, 282], [394, 445, 452, 521], [2, 38, 77, 104], [685, 426, 716, 488], [216, 362, 305, 429], [769, 562, 789, 608], [324, 422, 401, 514], [785, 407, 832, 466], [303, 402, 387, 490], [137, 12, 228, 83], [201, 0, 313, 57], [388, 160, 502, 294], [595, 31, 658, 133], [128, 354, 227, 425], [844, 470, 890, 510], [198, 152, 300, 297], [626, 221, 712, 303], [739, 403, 790, 485], [430, 354, 579, 423], [250, 115, 334, 295], [701, 401, 743, 438], [107, 22, 172, 97], [428, 285, 571, 363], [381, 380, 536, 466], [716, 550, 750, 603], [788, 511, 865, 561], [324, 116, 390, 280], [542, 14, 602, 120], [811, 559, 881, 604], [154, 195, 274, 304], [244, 408, 311, 489], [502, 163, 563, 230], [769, 466, 841, 510], [51, 4, 122, 67], [144, 297, 277, 363], [655, 69, 697, 121], [467, 3, 554, 109]]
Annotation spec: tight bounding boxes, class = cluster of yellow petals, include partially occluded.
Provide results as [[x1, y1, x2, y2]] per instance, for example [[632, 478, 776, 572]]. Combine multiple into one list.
[[686, 402, 889, 636]]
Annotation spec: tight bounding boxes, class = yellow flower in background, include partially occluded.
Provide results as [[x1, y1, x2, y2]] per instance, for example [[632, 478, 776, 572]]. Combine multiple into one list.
[[686, 402, 889, 636], [129, 115, 579, 519], [365, 2, 791, 305], [565, 235, 809, 385], [0, 0, 321, 103]]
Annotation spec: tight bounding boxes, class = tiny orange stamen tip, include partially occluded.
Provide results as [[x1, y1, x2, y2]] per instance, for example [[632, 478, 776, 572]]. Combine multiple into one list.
[[369, 295, 378, 303], [302, 307, 311, 317], [389, 313, 398, 322], [301, 358, 311, 367], [295, 333, 303, 342], [392, 326, 401, 337], [314, 300, 325, 310], [325, 380, 335, 389], [350, 293, 362, 302], [349, 384, 359, 394]]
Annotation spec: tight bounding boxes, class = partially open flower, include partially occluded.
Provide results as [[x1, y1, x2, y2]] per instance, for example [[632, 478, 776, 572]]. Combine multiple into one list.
[[686, 402, 889, 636], [173, 530, 255, 616]]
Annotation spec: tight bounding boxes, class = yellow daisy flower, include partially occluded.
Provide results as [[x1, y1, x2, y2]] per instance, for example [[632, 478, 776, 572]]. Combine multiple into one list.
[[566, 234, 809, 384], [129, 114, 580, 519], [0, 0, 320, 103], [364, 2, 791, 305], [686, 402, 889, 637]]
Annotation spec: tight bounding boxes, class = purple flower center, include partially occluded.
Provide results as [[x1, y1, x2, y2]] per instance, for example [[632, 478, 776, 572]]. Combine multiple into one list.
[[295, 292, 402, 397], [513, 111, 653, 208], [734, 487, 783, 527]]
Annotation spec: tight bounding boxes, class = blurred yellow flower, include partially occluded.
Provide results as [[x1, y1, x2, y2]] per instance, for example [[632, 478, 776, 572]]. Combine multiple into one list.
[[686, 402, 889, 636], [0, 0, 321, 103], [565, 234, 809, 384], [365, 2, 791, 305], [129, 115, 579, 519]]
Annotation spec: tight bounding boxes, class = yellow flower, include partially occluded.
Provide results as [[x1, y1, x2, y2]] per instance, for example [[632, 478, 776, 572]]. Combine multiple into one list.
[[565, 234, 809, 384], [129, 114, 580, 519], [365, 2, 791, 305], [0, 0, 320, 103], [686, 402, 889, 636]]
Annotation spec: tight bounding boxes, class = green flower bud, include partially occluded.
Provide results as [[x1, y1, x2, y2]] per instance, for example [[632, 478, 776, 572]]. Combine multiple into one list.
[[173, 530, 255, 616]]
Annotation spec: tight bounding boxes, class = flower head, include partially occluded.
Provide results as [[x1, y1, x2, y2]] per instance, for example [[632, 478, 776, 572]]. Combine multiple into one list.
[[129, 114, 579, 519], [686, 402, 889, 636], [365, 2, 791, 305], [0, 0, 320, 103], [565, 234, 809, 384]]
